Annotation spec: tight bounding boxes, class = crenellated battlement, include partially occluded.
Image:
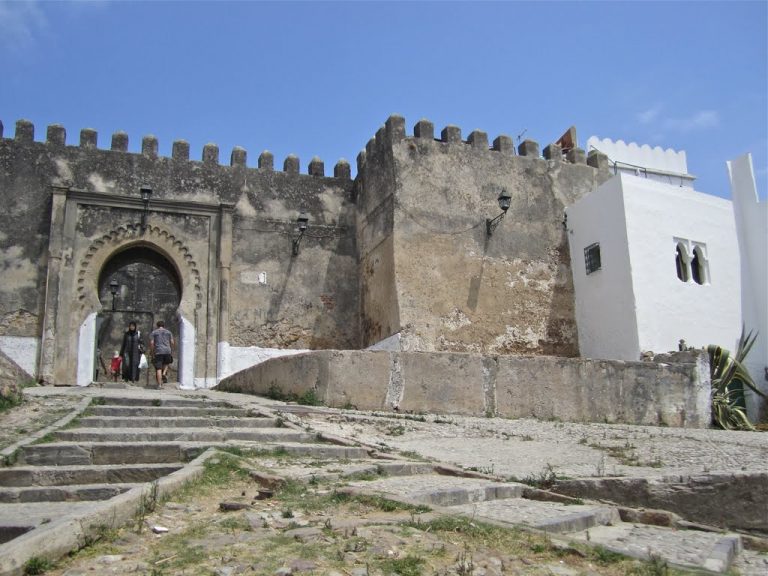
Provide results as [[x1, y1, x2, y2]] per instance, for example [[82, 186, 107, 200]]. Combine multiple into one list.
[[356, 114, 608, 173], [0, 118, 351, 180]]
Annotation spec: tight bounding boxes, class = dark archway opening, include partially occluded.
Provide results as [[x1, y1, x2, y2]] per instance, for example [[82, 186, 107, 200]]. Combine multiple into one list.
[[94, 245, 182, 383]]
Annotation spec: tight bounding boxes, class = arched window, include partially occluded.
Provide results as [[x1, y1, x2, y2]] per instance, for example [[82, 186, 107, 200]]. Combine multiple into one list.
[[691, 246, 706, 285], [675, 244, 688, 282]]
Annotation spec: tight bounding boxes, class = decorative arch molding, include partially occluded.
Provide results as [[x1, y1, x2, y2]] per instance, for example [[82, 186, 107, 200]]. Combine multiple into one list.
[[75, 224, 203, 315]]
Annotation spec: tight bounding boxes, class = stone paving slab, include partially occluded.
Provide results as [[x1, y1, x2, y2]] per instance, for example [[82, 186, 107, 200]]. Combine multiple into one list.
[[566, 523, 742, 573], [0, 482, 138, 503], [92, 397, 232, 408], [348, 474, 526, 505], [0, 501, 97, 528], [75, 416, 279, 428], [54, 427, 314, 443], [449, 498, 620, 533], [88, 406, 252, 417], [0, 463, 182, 486]]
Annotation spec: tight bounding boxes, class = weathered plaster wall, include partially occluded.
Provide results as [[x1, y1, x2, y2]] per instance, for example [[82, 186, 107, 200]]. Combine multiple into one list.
[[357, 116, 612, 355], [0, 129, 52, 338], [0, 119, 356, 385], [355, 126, 400, 347], [230, 165, 358, 350], [216, 349, 711, 427]]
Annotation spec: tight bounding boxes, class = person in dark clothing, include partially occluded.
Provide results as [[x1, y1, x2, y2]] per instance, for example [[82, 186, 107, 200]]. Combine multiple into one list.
[[119, 321, 143, 382]]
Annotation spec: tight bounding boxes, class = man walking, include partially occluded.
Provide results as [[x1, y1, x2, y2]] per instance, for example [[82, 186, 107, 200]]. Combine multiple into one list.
[[149, 320, 175, 388]]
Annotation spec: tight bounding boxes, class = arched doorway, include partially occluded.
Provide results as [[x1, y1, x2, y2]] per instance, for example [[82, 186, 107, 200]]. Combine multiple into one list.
[[94, 245, 182, 384]]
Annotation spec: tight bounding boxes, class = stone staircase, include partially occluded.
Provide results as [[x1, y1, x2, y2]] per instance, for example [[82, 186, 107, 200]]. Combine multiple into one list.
[[0, 391, 759, 575], [0, 393, 369, 576], [266, 458, 747, 574]]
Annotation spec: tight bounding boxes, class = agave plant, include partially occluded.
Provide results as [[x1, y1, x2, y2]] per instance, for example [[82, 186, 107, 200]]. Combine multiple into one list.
[[708, 327, 765, 430]]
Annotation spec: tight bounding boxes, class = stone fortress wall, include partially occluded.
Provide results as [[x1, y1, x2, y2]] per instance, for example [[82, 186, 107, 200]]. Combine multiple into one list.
[[355, 116, 612, 355], [0, 115, 712, 426], [0, 118, 356, 386]]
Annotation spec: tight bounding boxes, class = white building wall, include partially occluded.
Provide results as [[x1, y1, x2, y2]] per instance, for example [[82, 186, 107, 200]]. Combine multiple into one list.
[[217, 342, 308, 383], [0, 336, 39, 378], [566, 177, 640, 360], [728, 153, 768, 416], [620, 174, 742, 354]]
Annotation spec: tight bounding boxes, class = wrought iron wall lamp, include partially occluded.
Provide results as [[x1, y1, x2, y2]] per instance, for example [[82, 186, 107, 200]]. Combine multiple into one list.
[[486, 189, 512, 236], [109, 279, 119, 311], [139, 186, 153, 232], [292, 212, 309, 256]]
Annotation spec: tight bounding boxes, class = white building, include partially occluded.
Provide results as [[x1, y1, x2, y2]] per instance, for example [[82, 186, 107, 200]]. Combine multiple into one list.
[[567, 139, 766, 418], [729, 154, 768, 417]]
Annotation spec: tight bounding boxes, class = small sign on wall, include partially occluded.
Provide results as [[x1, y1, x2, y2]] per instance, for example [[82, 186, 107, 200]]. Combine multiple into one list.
[[240, 271, 268, 285]]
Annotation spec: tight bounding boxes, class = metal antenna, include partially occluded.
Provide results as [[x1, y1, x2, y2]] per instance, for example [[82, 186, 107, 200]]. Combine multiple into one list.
[[516, 128, 528, 143]]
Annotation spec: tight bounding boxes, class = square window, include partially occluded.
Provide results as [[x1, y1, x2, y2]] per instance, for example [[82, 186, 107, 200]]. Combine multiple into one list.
[[584, 243, 601, 275]]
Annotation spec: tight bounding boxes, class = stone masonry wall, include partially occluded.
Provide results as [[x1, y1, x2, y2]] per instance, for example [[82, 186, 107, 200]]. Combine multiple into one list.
[[217, 350, 711, 428], [357, 115, 612, 354], [0, 120, 357, 355]]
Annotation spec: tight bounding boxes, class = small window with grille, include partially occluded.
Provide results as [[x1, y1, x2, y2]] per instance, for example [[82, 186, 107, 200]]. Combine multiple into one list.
[[584, 243, 601, 275]]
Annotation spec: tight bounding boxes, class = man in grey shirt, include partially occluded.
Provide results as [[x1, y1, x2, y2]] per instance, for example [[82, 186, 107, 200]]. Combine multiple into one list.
[[149, 320, 175, 388]]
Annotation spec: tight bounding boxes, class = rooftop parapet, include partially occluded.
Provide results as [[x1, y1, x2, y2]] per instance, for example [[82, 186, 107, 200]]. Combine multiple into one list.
[[586, 136, 689, 176], [0, 119, 348, 179]]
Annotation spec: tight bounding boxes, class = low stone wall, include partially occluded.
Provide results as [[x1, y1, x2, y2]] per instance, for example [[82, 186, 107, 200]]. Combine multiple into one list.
[[553, 472, 768, 532], [217, 350, 711, 428]]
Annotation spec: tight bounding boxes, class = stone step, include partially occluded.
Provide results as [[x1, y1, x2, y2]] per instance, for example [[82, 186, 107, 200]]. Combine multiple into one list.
[[349, 474, 526, 506], [0, 463, 183, 487], [91, 397, 231, 408], [54, 428, 313, 443], [76, 416, 280, 429], [0, 501, 97, 529], [18, 441, 370, 466], [347, 472, 742, 572], [349, 474, 618, 533], [448, 496, 620, 533], [88, 406, 251, 417], [566, 523, 742, 573], [18, 442, 190, 466], [0, 483, 139, 503]]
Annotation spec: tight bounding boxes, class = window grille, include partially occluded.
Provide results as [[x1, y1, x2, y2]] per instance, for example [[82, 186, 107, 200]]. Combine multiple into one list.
[[584, 243, 601, 275]]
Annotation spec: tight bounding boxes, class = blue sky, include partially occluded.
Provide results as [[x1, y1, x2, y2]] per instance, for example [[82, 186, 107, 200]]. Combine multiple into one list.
[[1, 0, 766, 199]]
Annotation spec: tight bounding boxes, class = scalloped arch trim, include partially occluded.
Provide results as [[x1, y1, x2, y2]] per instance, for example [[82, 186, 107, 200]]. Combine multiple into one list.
[[76, 224, 203, 310]]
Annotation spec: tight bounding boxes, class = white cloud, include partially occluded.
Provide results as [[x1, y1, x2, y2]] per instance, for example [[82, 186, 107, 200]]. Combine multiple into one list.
[[663, 110, 720, 132], [0, 0, 47, 51], [635, 105, 720, 135], [637, 104, 662, 125]]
